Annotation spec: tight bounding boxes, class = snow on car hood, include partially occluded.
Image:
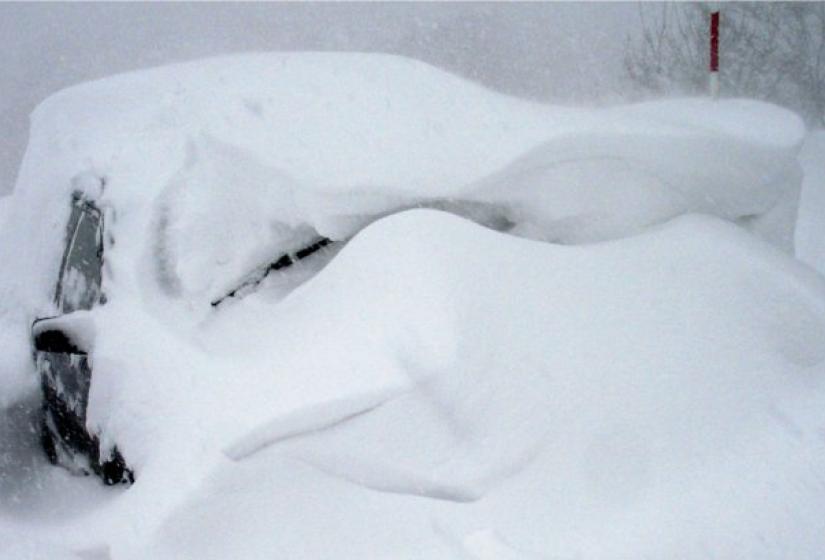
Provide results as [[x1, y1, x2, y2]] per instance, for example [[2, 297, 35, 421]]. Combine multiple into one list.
[[0, 52, 822, 558]]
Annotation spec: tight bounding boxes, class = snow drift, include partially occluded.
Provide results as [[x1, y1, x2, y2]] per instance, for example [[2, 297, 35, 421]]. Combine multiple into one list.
[[90, 211, 825, 558], [0, 53, 806, 405], [0, 52, 821, 559]]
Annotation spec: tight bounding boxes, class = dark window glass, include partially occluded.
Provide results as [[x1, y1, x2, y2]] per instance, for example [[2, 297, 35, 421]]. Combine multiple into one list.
[[55, 199, 103, 313]]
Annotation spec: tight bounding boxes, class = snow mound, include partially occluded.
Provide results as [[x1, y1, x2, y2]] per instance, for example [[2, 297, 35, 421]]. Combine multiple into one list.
[[3, 52, 806, 315], [0, 52, 805, 409], [0, 52, 820, 558], [96, 209, 825, 559]]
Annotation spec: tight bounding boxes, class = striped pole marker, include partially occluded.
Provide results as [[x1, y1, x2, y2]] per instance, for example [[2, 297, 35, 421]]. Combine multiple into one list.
[[709, 6, 720, 98]]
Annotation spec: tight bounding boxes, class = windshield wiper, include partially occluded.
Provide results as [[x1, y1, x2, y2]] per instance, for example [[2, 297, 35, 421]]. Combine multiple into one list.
[[211, 237, 332, 308], [210, 199, 514, 309]]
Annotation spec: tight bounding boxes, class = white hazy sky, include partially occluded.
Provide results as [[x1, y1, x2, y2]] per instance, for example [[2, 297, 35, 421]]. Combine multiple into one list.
[[0, 2, 641, 194]]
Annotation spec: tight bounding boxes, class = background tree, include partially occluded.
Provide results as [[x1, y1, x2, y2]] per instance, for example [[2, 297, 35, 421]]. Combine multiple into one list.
[[624, 2, 825, 127]]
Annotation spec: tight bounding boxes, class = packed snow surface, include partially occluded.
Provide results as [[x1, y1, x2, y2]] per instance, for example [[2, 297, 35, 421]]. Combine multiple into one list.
[[0, 52, 823, 558]]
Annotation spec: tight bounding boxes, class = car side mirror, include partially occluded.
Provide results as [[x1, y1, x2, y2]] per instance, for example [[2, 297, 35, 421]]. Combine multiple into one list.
[[32, 312, 95, 355]]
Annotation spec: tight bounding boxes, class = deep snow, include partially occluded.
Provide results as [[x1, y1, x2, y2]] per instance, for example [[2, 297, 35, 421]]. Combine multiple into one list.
[[0, 53, 806, 405], [0, 52, 823, 559], [123, 210, 825, 559]]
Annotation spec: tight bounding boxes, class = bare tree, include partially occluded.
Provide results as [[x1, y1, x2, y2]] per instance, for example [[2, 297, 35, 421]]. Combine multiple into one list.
[[624, 2, 825, 127]]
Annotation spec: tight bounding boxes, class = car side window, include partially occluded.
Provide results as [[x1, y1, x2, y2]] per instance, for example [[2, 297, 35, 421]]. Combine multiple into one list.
[[55, 195, 103, 313]]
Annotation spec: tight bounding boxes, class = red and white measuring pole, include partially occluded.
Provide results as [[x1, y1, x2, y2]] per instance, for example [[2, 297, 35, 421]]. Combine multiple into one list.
[[709, 5, 720, 98]]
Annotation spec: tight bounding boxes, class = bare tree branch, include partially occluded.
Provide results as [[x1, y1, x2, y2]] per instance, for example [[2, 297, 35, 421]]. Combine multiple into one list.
[[624, 2, 825, 126]]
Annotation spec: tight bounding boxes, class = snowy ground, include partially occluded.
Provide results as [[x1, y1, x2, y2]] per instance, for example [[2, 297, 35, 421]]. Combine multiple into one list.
[[1, 53, 825, 559]]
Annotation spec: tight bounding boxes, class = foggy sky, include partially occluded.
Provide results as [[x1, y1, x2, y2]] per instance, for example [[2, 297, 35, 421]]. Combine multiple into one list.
[[0, 2, 639, 194]]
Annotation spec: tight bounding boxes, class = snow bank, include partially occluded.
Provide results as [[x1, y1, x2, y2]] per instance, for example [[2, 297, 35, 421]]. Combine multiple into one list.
[[95, 210, 825, 558], [795, 130, 825, 276], [0, 52, 820, 558]]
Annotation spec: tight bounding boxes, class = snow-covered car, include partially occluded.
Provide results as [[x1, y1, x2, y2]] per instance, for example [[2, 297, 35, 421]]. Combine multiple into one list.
[[2, 53, 825, 558], [19, 50, 805, 486], [30, 184, 510, 484], [31, 189, 132, 484]]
